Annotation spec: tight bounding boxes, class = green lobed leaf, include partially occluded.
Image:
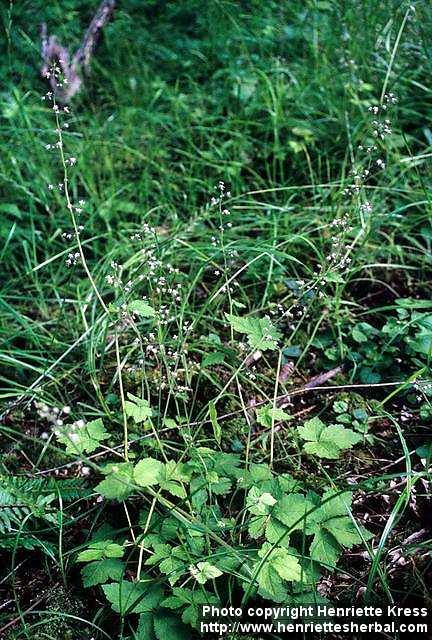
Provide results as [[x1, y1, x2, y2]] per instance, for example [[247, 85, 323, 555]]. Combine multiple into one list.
[[238, 463, 273, 488], [303, 440, 341, 459], [321, 425, 362, 448], [305, 489, 353, 533], [161, 588, 219, 628], [77, 539, 124, 562], [258, 543, 302, 581], [134, 457, 164, 487], [226, 314, 281, 351], [95, 462, 135, 500], [297, 417, 325, 442], [255, 543, 302, 602], [256, 405, 290, 429], [248, 514, 267, 539], [191, 561, 223, 584], [298, 419, 362, 459], [102, 580, 163, 615], [246, 486, 277, 516], [153, 612, 190, 640], [81, 558, 125, 587], [273, 493, 315, 532], [324, 517, 373, 548], [56, 418, 109, 455], [125, 393, 153, 424], [265, 517, 291, 547], [136, 613, 156, 640], [309, 530, 342, 568], [202, 352, 225, 368], [128, 299, 156, 317], [255, 562, 288, 602]]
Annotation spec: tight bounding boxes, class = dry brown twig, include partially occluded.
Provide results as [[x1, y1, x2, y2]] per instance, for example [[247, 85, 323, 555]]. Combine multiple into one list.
[[41, 0, 116, 102], [277, 364, 344, 408]]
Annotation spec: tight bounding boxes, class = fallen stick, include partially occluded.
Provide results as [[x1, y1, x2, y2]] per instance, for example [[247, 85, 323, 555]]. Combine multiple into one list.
[[277, 365, 344, 408], [41, 0, 116, 102]]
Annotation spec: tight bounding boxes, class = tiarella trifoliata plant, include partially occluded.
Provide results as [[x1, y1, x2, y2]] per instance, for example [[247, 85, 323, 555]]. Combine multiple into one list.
[[37, 58, 420, 639], [1, 3, 432, 639]]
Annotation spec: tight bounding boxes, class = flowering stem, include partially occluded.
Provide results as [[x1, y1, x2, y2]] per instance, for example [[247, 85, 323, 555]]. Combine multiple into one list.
[[53, 104, 108, 314], [115, 330, 129, 461]]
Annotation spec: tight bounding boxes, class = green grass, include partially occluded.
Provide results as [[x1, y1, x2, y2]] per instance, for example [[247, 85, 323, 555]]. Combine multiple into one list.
[[1, 1, 431, 638]]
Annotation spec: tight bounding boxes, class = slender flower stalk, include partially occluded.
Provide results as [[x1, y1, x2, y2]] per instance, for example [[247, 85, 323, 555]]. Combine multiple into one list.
[[52, 101, 108, 314]]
